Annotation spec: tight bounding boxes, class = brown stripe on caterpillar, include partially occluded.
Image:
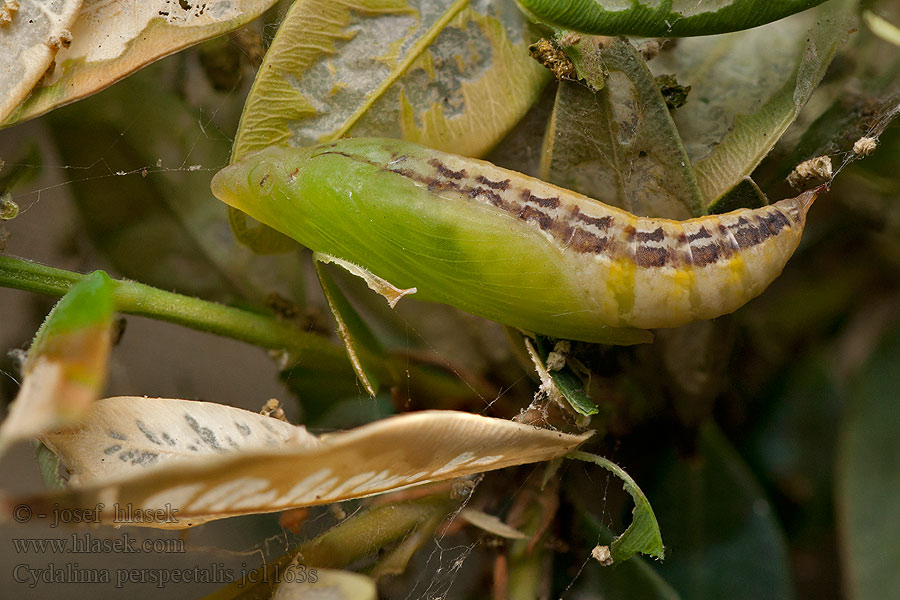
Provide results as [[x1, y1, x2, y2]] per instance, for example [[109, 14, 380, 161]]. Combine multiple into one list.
[[475, 175, 510, 190], [520, 190, 561, 209], [757, 209, 790, 236], [728, 217, 765, 249], [572, 206, 613, 231], [635, 245, 672, 268], [636, 227, 665, 243], [688, 227, 712, 242], [428, 158, 467, 180], [690, 239, 734, 267]]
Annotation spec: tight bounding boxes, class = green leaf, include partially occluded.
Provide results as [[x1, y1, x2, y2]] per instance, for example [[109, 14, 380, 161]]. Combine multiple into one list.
[[649, 0, 856, 205], [650, 423, 793, 600], [515, 0, 828, 37], [28, 270, 114, 363], [542, 37, 704, 219], [574, 508, 681, 600], [529, 336, 599, 416], [706, 177, 767, 214], [837, 324, 900, 600], [230, 0, 549, 252], [568, 450, 665, 563], [46, 65, 306, 304]]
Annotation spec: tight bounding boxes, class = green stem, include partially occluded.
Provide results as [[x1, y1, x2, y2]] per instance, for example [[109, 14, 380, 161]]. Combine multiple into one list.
[[0, 255, 348, 370]]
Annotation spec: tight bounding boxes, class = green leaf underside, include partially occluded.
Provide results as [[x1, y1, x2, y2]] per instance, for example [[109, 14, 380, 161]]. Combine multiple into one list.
[[706, 177, 767, 214], [543, 37, 704, 219], [532, 336, 598, 416], [648, 0, 856, 205], [568, 450, 664, 562], [837, 325, 900, 600], [314, 260, 389, 396], [516, 0, 828, 37], [230, 0, 549, 252], [651, 423, 793, 600]]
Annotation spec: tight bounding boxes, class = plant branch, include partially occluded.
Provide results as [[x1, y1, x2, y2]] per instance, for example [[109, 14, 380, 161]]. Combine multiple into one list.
[[0, 255, 348, 370]]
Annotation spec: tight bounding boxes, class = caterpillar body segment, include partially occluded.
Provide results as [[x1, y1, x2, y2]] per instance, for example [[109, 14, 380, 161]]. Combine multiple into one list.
[[211, 138, 816, 343]]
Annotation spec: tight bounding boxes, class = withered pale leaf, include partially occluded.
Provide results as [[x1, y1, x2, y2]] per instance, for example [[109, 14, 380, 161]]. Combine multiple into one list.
[[0, 0, 83, 123], [0, 271, 114, 453], [39, 396, 320, 486], [2, 0, 277, 127], [271, 568, 376, 600], [23, 397, 591, 528], [460, 508, 527, 539]]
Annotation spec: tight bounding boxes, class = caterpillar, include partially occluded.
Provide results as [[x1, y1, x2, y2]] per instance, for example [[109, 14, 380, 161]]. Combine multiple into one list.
[[211, 138, 816, 344]]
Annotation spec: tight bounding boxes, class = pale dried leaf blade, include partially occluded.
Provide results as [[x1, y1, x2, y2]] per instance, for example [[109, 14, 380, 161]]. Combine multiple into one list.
[[315, 252, 416, 309], [271, 568, 376, 600], [38, 396, 319, 486], [0, 0, 83, 122], [0, 358, 94, 452], [460, 508, 527, 539], [2, 0, 278, 127], [20, 398, 592, 528]]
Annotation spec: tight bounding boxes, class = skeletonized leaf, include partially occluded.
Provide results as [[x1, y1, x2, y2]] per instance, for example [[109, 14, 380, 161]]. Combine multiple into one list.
[[2, 0, 277, 127], [649, 0, 855, 205], [541, 37, 704, 220], [233, 0, 547, 160], [229, 0, 549, 252], [19, 397, 591, 528], [0, 271, 114, 452], [515, 0, 828, 37], [0, 0, 83, 122]]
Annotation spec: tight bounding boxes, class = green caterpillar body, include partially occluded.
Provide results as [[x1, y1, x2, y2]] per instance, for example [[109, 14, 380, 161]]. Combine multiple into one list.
[[212, 138, 815, 344]]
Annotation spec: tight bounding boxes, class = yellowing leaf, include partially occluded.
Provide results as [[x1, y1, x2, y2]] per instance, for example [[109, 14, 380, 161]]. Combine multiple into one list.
[[22, 397, 591, 528], [0, 271, 114, 452], [233, 0, 548, 161], [228, 0, 549, 252], [2, 0, 277, 127], [0, 0, 83, 122]]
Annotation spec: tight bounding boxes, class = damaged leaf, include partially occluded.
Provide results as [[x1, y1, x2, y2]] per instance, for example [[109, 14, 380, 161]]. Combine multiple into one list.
[[2, 0, 278, 127], [0, 271, 114, 452], [16, 397, 592, 528], [0, 0, 82, 123]]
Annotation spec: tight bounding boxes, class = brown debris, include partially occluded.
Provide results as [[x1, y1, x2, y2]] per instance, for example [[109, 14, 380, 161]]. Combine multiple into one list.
[[0, 0, 19, 26], [788, 156, 832, 189], [528, 39, 577, 81]]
